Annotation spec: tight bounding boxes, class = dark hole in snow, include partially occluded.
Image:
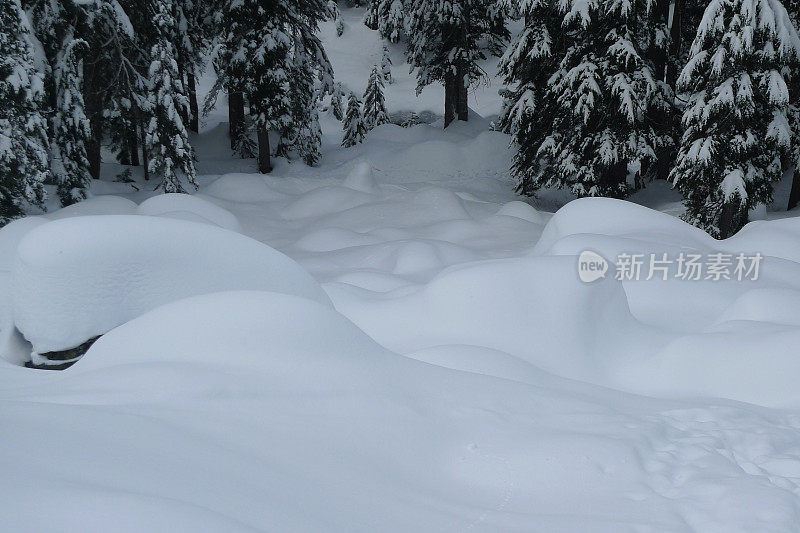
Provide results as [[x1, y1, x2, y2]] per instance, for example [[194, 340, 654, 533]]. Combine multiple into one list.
[[25, 336, 100, 371]]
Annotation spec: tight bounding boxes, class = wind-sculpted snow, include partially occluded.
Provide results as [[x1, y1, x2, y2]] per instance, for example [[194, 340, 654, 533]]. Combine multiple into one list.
[[11, 216, 330, 354], [4, 291, 800, 531]]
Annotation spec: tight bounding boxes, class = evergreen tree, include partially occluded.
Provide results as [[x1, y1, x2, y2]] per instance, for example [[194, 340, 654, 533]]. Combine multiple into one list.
[[297, 108, 323, 166], [52, 36, 92, 206], [145, 0, 197, 193], [329, 0, 345, 36], [342, 91, 367, 147], [366, 0, 405, 42], [0, 0, 49, 226], [363, 65, 389, 129], [785, 1, 800, 210], [220, 0, 332, 173], [497, 0, 561, 137], [672, 0, 800, 238], [381, 42, 393, 83], [405, 0, 508, 127], [504, 0, 668, 198], [331, 82, 346, 121]]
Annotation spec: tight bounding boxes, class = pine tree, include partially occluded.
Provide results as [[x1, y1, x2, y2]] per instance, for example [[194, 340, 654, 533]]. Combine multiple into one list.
[[220, 0, 332, 173], [381, 42, 393, 83], [672, 0, 800, 238], [405, 0, 508, 127], [342, 91, 367, 147], [504, 0, 668, 198], [331, 82, 345, 121], [363, 65, 389, 129], [0, 0, 49, 226], [366, 0, 405, 42], [497, 0, 561, 138], [145, 0, 197, 193], [52, 37, 92, 206], [785, 1, 800, 210], [297, 108, 323, 166]]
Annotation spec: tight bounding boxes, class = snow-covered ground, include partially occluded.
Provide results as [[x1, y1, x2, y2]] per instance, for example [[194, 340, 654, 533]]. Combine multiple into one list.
[[4, 9, 800, 531]]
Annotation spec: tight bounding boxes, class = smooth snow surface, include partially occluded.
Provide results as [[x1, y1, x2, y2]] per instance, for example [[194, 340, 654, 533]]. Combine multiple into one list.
[[3, 9, 800, 531], [12, 216, 329, 354]]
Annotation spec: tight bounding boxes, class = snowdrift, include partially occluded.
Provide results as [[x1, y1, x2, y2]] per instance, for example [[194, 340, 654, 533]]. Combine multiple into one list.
[[11, 216, 330, 354]]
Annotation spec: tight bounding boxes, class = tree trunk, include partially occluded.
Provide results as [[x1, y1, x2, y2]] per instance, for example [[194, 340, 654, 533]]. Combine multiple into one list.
[[228, 89, 245, 149], [456, 61, 468, 122], [789, 169, 800, 211], [718, 198, 747, 239], [139, 116, 149, 181], [665, 0, 684, 91], [83, 55, 103, 179], [443, 73, 457, 129], [258, 127, 272, 174], [187, 71, 200, 133], [128, 110, 140, 167]]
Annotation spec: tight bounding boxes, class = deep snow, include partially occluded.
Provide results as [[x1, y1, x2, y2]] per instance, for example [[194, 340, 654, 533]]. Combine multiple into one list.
[[3, 8, 800, 532]]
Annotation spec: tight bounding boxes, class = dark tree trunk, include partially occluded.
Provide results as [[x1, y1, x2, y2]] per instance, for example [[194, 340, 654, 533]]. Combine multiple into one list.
[[789, 169, 800, 211], [187, 71, 200, 133], [258, 127, 272, 174], [178, 65, 189, 127], [118, 144, 130, 166], [86, 115, 102, 179], [718, 199, 747, 239], [139, 116, 149, 181], [443, 73, 457, 129], [228, 89, 245, 149], [456, 62, 468, 122], [665, 0, 684, 91], [82, 41, 106, 180], [128, 110, 140, 167]]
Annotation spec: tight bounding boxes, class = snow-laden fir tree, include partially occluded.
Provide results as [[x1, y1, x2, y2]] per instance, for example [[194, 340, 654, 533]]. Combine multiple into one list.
[[296, 108, 323, 166], [234, 115, 257, 158], [145, 0, 197, 193], [672, 0, 800, 238], [363, 65, 389, 129], [331, 82, 346, 120], [0, 0, 49, 226], [497, 0, 561, 138], [785, 1, 800, 210], [504, 0, 669, 198], [405, 0, 508, 127], [220, 0, 332, 172], [381, 42, 393, 83], [365, 0, 405, 42], [52, 36, 92, 206], [342, 91, 367, 147]]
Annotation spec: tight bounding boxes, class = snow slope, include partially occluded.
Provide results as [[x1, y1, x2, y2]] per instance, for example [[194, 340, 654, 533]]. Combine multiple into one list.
[[3, 8, 800, 532]]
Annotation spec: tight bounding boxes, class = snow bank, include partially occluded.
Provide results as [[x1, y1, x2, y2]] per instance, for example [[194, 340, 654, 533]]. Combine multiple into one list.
[[203, 173, 288, 203], [138, 193, 242, 232], [12, 216, 329, 354], [45, 195, 139, 219], [329, 255, 642, 382]]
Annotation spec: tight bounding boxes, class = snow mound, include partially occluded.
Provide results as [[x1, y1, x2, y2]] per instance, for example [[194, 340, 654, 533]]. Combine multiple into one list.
[[73, 291, 392, 389], [725, 216, 800, 263], [533, 197, 714, 255], [203, 173, 287, 203], [329, 255, 640, 381], [138, 193, 242, 232], [282, 186, 374, 220], [495, 200, 544, 223], [45, 195, 138, 219], [342, 160, 379, 193], [12, 216, 330, 354]]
